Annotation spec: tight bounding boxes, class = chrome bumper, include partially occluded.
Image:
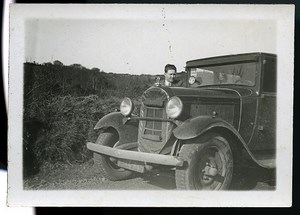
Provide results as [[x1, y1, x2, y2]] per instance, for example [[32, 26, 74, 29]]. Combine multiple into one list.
[[87, 142, 184, 167]]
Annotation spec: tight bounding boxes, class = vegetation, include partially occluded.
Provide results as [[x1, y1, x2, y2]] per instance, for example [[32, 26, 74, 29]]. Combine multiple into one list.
[[23, 61, 155, 177]]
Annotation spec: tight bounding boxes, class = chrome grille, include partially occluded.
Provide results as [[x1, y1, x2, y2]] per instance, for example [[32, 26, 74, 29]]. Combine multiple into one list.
[[144, 107, 163, 136], [138, 105, 169, 153], [138, 87, 170, 153]]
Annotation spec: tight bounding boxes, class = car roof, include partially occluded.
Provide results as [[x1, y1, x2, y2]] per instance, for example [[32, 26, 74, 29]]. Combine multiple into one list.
[[186, 52, 276, 68]]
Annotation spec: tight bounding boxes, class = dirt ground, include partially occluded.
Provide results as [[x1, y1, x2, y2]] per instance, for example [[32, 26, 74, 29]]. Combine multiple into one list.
[[24, 162, 275, 190]]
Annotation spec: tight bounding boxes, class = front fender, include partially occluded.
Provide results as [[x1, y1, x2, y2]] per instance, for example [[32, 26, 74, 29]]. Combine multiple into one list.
[[94, 112, 138, 145], [173, 116, 273, 169], [173, 116, 233, 140]]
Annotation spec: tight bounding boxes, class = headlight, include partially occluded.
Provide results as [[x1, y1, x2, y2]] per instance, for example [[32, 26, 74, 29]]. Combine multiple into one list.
[[166, 96, 183, 119], [120, 97, 134, 116]]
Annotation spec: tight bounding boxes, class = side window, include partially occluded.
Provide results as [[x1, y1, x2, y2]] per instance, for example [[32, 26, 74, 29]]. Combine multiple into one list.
[[262, 56, 277, 93]]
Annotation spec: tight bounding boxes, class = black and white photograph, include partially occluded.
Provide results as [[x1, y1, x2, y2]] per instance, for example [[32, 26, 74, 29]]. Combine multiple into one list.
[[7, 4, 293, 206]]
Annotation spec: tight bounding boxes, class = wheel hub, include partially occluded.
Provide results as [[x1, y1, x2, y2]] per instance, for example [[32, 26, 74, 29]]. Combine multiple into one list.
[[202, 162, 218, 180]]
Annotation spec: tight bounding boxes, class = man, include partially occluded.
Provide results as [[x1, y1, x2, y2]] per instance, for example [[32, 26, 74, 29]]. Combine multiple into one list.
[[218, 72, 227, 84], [155, 64, 184, 87]]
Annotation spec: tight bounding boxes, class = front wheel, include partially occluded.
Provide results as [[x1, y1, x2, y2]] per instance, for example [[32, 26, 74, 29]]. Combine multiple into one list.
[[94, 129, 133, 181], [175, 134, 233, 190]]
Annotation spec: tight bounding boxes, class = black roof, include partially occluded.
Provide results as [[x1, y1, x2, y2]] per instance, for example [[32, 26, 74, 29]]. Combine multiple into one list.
[[186, 52, 276, 67]]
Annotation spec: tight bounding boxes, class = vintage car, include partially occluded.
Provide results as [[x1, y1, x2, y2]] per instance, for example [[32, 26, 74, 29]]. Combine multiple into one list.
[[87, 52, 276, 190]]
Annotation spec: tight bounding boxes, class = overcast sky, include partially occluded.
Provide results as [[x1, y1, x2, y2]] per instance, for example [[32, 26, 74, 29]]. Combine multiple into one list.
[[25, 16, 276, 75]]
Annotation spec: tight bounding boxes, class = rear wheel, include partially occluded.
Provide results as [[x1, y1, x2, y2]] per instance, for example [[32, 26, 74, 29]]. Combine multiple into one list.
[[175, 134, 233, 190], [94, 129, 133, 181]]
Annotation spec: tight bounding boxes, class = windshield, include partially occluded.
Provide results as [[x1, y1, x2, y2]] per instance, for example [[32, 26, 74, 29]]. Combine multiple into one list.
[[188, 62, 257, 88]]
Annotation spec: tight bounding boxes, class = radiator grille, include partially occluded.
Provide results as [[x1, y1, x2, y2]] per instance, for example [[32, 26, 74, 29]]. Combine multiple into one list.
[[138, 87, 170, 153], [138, 104, 171, 153], [144, 107, 163, 136]]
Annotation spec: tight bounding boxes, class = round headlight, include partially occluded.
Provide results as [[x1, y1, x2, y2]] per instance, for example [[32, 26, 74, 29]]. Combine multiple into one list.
[[166, 96, 183, 119], [120, 97, 134, 116]]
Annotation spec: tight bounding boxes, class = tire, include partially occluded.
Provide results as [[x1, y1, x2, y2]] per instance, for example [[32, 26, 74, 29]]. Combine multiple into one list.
[[175, 134, 233, 190], [94, 130, 133, 181]]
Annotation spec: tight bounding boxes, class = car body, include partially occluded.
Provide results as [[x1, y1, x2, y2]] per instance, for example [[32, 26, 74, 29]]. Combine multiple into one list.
[[87, 52, 276, 190]]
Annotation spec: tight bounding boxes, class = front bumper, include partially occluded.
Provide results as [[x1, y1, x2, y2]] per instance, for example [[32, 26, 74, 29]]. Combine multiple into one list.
[[87, 142, 184, 167]]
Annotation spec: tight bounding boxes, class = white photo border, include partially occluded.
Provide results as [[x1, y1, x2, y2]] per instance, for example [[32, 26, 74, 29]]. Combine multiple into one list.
[[8, 4, 294, 207]]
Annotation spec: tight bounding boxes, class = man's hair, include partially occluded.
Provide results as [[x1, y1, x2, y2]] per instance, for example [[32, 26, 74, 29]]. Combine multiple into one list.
[[164, 64, 177, 73]]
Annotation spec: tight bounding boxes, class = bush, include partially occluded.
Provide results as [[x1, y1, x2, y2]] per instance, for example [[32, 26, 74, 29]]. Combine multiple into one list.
[[24, 95, 123, 175]]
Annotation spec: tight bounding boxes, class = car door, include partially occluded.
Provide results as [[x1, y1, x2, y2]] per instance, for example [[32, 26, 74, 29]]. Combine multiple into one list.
[[249, 55, 276, 152]]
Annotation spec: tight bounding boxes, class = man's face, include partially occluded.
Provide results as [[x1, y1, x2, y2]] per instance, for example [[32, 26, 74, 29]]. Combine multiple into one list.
[[219, 73, 226, 81], [165, 69, 176, 83]]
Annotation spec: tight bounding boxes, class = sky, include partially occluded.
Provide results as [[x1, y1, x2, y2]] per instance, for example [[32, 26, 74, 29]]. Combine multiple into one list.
[[25, 17, 276, 75]]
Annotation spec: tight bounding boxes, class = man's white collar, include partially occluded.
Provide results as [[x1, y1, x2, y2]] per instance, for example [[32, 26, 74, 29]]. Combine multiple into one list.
[[164, 80, 171, 86]]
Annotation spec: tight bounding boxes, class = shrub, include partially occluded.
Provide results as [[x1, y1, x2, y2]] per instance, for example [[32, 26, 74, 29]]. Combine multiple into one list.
[[24, 95, 123, 174]]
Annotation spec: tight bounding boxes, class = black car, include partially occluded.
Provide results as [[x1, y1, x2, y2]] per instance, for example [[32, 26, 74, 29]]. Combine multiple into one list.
[[87, 52, 276, 190]]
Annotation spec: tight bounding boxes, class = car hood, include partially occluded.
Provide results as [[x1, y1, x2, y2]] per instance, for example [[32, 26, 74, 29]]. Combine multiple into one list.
[[162, 86, 254, 100]]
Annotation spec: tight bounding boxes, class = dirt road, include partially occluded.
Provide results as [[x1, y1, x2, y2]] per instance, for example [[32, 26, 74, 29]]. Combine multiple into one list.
[[24, 162, 275, 190]]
